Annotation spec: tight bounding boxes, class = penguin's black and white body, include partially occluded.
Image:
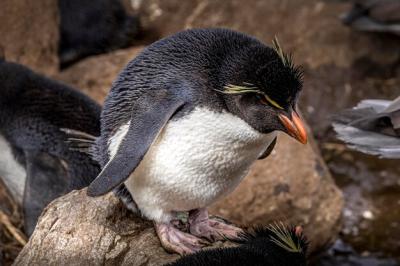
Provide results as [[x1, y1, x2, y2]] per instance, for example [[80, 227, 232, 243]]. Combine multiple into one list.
[[333, 96, 400, 158], [87, 28, 307, 254], [0, 60, 101, 235], [58, 0, 140, 68], [168, 224, 308, 266]]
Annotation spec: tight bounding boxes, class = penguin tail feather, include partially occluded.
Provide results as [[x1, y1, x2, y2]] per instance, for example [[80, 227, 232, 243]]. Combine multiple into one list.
[[61, 128, 98, 157]]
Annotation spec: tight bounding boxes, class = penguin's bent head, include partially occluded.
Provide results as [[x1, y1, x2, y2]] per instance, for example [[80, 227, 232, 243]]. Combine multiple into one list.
[[217, 36, 307, 144]]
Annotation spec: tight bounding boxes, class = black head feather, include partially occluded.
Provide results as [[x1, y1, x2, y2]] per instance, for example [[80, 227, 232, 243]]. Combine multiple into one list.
[[219, 35, 303, 110], [234, 223, 309, 255], [167, 223, 309, 266]]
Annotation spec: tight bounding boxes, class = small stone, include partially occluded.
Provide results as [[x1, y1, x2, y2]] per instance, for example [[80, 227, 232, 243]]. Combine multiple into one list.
[[361, 250, 371, 257], [362, 210, 374, 220], [344, 209, 352, 217]]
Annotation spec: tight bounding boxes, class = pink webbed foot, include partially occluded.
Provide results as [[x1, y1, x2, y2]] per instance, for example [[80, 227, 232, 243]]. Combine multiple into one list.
[[155, 222, 208, 255], [188, 208, 243, 242]]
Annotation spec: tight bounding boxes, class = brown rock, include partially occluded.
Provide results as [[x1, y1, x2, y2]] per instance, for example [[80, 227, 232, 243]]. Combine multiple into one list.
[[130, 0, 203, 39], [0, 0, 59, 75], [133, 0, 395, 69], [55, 47, 144, 104], [14, 189, 231, 266]]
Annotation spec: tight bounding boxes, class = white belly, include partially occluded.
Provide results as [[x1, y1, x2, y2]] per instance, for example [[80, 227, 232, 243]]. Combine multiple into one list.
[[0, 134, 26, 205], [119, 108, 276, 222]]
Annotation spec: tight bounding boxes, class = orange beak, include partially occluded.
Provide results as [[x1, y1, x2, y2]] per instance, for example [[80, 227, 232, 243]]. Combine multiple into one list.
[[278, 112, 308, 144]]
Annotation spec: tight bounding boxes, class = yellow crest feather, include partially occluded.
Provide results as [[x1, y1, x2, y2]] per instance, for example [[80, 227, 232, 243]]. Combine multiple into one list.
[[217, 83, 284, 110], [268, 222, 302, 253], [220, 83, 262, 94], [264, 94, 283, 109], [272, 36, 290, 67]]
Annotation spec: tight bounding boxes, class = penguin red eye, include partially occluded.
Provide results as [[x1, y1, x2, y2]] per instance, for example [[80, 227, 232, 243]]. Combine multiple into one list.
[[258, 95, 269, 105], [258, 94, 284, 109]]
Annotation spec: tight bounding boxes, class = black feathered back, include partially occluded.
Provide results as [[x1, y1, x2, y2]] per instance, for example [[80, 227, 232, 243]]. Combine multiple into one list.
[[0, 60, 101, 199]]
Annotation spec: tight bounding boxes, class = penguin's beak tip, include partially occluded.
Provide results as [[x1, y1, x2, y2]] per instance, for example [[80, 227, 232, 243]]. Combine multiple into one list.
[[278, 112, 308, 144]]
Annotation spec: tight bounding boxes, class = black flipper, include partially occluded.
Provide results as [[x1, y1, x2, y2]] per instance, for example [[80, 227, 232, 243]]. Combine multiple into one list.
[[258, 136, 277, 160], [87, 93, 185, 196], [23, 151, 69, 236]]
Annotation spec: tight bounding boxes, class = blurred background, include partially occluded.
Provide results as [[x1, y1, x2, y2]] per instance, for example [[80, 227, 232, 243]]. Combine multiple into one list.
[[0, 0, 399, 265]]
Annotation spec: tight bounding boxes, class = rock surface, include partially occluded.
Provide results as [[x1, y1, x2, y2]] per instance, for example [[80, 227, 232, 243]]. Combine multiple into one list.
[[14, 189, 231, 266], [0, 0, 59, 75], [55, 47, 144, 104], [133, 0, 397, 68]]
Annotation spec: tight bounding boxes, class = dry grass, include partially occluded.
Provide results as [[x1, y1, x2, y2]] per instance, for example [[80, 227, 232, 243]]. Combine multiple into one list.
[[0, 179, 26, 265]]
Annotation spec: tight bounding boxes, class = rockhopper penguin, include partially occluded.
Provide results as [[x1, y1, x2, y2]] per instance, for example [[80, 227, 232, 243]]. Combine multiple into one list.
[[0, 60, 101, 235], [341, 0, 400, 36], [333, 96, 400, 158], [87, 28, 307, 255], [168, 223, 308, 266], [58, 0, 140, 68]]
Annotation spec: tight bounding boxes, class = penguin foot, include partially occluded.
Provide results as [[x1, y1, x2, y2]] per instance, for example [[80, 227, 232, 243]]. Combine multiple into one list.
[[155, 222, 208, 255], [189, 208, 243, 242]]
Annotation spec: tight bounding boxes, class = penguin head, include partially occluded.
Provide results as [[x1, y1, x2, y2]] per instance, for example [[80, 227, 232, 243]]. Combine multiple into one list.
[[217, 37, 307, 144], [168, 223, 309, 266]]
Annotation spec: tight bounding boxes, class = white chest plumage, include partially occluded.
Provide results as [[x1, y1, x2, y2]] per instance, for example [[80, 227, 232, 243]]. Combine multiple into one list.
[[110, 108, 276, 223], [0, 134, 26, 205]]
